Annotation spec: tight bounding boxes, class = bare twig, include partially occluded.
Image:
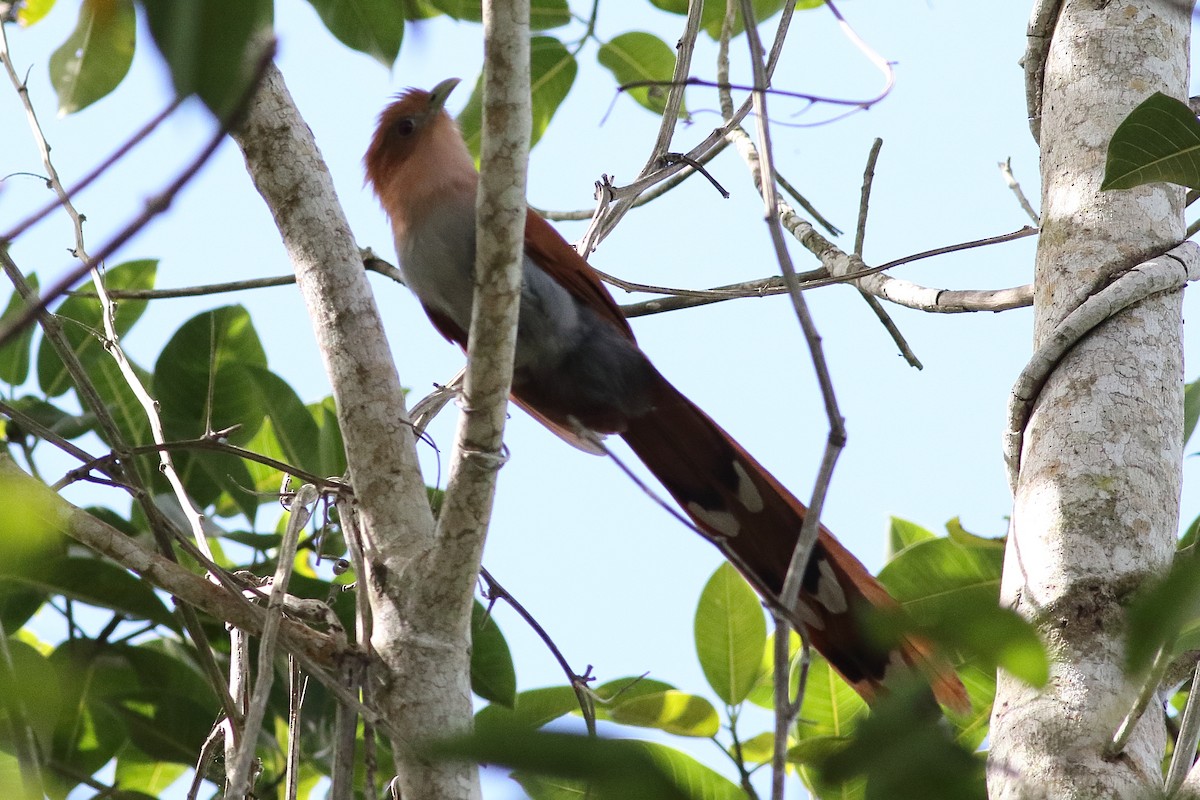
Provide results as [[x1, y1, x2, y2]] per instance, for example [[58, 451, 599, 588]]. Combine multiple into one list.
[[0, 42, 278, 348], [479, 567, 598, 734], [227, 484, 318, 796], [618, 225, 1039, 317], [999, 157, 1040, 224], [852, 138, 922, 369]]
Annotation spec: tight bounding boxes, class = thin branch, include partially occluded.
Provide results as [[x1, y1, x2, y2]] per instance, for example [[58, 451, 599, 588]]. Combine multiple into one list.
[[851, 138, 922, 368], [1165, 662, 1200, 795], [0, 42, 278, 348], [618, 226, 1039, 317], [227, 484, 317, 796], [479, 567, 598, 735], [68, 252, 408, 300], [999, 157, 1040, 225], [0, 96, 184, 245]]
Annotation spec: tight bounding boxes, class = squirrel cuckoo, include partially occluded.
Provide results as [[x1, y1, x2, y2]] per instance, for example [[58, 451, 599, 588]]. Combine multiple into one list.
[[364, 79, 966, 711]]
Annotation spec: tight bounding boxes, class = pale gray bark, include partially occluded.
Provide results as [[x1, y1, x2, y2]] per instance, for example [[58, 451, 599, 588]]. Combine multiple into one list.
[[989, 1, 1191, 797], [232, 65, 482, 798]]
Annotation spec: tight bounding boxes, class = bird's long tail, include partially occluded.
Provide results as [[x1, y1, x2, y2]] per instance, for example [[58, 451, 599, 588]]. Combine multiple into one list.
[[620, 372, 968, 711]]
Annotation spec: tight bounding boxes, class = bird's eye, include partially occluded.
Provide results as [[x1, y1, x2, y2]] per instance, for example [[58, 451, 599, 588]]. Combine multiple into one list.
[[395, 117, 416, 136]]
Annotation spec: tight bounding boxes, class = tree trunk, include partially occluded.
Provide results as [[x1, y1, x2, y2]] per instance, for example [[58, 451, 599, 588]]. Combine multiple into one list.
[[989, 1, 1190, 797]]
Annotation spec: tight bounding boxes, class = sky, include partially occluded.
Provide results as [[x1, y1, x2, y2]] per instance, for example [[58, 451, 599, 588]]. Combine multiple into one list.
[[2, 1, 1198, 798]]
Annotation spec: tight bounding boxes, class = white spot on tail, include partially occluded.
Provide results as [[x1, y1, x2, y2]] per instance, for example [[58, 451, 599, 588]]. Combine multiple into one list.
[[794, 599, 825, 631], [687, 502, 740, 538], [733, 461, 764, 513], [815, 558, 848, 614]]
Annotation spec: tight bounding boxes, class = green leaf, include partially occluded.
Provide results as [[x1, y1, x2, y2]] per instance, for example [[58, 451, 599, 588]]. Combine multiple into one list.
[[435, 731, 742, 800], [0, 638, 63, 749], [591, 675, 677, 722], [746, 628, 800, 709], [302, 0, 404, 66], [887, 516, 935, 559], [49, 0, 136, 114], [597, 32, 684, 116], [815, 685, 987, 800], [114, 691, 214, 763], [16, 0, 58, 26], [1185, 378, 1200, 448], [1127, 547, 1200, 673], [735, 731, 777, 764], [609, 691, 720, 737], [310, 396, 348, 477], [0, 275, 39, 385], [471, 601, 516, 707], [1102, 92, 1200, 191], [48, 640, 139, 791], [694, 562, 766, 705], [140, 0, 273, 117], [37, 259, 157, 397], [429, 0, 567, 28], [649, 0, 814, 40], [234, 366, 322, 513], [15, 557, 178, 631], [154, 305, 268, 441], [115, 744, 188, 796], [944, 517, 1005, 550], [459, 36, 577, 159], [794, 654, 868, 740], [878, 537, 1045, 688], [878, 537, 1003, 623], [475, 686, 579, 738]]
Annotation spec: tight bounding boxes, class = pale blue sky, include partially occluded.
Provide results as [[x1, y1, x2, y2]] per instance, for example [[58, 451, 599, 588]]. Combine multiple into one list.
[[2, 2, 1196, 798]]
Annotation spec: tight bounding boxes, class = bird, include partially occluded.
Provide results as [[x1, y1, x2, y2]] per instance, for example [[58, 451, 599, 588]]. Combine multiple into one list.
[[364, 78, 967, 711]]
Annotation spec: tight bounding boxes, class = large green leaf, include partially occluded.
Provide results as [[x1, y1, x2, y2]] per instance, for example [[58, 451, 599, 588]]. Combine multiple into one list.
[[878, 537, 1044, 687], [475, 686, 579, 738], [154, 307, 267, 520], [49, 0, 136, 114], [470, 601, 516, 707], [0, 275, 39, 385], [427, 0, 569, 29], [648, 0, 821, 39], [694, 562, 765, 705], [1102, 92, 1200, 191], [14, 557, 178, 631], [140, 0, 273, 117], [1127, 547, 1200, 673], [815, 685, 987, 800], [310, 396, 348, 477], [1185, 377, 1200, 448], [48, 640, 140, 794], [590, 675, 677, 722], [37, 259, 157, 397], [877, 537, 1003, 620], [437, 730, 741, 800], [608, 690, 720, 737], [302, 0, 404, 66], [597, 32, 684, 116], [0, 638, 63, 750], [886, 516, 936, 560], [154, 305, 267, 443], [793, 654, 867, 740], [114, 691, 214, 763], [114, 744, 188, 796], [459, 36, 577, 159]]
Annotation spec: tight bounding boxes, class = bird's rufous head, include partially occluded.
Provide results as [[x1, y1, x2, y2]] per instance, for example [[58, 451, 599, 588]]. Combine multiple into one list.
[[364, 77, 464, 184]]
